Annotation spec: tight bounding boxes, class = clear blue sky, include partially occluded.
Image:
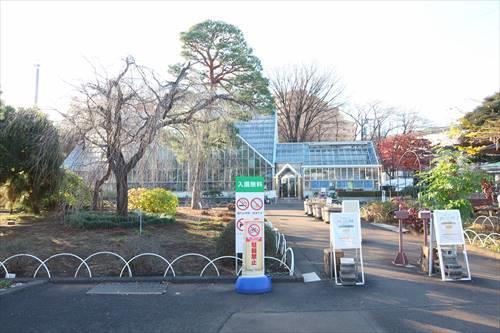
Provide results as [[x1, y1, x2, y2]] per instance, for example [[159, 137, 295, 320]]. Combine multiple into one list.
[[1, 1, 498, 125]]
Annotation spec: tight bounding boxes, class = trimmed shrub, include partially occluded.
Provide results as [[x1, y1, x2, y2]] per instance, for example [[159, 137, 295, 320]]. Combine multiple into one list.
[[128, 188, 178, 215], [337, 190, 381, 198], [361, 201, 397, 223], [216, 220, 277, 257], [128, 188, 146, 210], [65, 210, 175, 229]]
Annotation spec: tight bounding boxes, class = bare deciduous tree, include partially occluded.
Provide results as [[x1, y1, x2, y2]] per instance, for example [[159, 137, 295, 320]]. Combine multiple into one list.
[[343, 103, 426, 141], [271, 64, 345, 142], [396, 110, 424, 134], [64, 57, 222, 216]]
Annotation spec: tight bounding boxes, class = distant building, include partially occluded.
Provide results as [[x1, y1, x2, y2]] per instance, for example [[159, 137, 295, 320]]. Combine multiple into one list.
[[64, 115, 381, 199]]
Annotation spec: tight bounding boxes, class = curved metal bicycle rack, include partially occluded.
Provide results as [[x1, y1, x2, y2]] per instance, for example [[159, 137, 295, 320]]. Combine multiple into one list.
[[164, 253, 220, 277], [200, 256, 242, 277], [2, 254, 51, 278], [75, 251, 132, 278], [464, 229, 499, 247], [119, 253, 174, 277], [33, 253, 92, 278]]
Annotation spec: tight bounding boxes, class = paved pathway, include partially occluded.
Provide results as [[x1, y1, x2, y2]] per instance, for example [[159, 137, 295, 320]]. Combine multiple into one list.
[[266, 200, 499, 282], [1, 201, 499, 332]]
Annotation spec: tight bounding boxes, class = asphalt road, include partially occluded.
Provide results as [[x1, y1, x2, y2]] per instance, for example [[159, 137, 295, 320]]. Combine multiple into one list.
[[1, 201, 499, 332]]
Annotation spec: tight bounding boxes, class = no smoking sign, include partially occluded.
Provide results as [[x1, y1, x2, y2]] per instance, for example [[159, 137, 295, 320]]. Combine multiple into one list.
[[250, 197, 263, 211], [237, 198, 250, 211]]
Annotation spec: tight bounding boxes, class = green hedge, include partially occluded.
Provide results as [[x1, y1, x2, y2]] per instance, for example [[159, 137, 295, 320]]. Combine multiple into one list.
[[337, 191, 381, 198], [65, 211, 175, 229]]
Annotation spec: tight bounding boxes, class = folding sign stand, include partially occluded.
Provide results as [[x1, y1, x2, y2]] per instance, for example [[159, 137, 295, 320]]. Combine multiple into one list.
[[330, 211, 365, 286], [429, 210, 471, 282], [341, 200, 360, 213], [234, 176, 271, 294]]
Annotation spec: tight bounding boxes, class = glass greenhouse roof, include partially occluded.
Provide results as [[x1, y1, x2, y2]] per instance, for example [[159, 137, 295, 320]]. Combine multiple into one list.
[[276, 142, 379, 166], [236, 115, 275, 164], [63, 144, 106, 170], [236, 114, 380, 166]]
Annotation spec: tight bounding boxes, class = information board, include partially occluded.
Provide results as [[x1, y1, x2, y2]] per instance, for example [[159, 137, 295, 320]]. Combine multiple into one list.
[[433, 210, 465, 246], [330, 212, 362, 250], [235, 176, 265, 253]]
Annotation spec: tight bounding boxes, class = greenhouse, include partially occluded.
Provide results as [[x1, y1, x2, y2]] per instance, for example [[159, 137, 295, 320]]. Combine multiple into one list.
[[64, 114, 381, 199]]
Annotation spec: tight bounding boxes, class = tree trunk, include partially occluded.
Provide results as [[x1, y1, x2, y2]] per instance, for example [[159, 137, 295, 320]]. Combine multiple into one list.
[[92, 166, 111, 210], [115, 169, 129, 217], [30, 192, 41, 215], [29, 180, 41, 214], [190, 156, 204, 210]]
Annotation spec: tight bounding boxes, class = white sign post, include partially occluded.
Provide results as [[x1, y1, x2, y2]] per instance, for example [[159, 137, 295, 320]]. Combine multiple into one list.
[[432, 210, 471, 281], [330, 212, 365, 286], [235, 193, 264, 254], [235, 176, 271, 294]]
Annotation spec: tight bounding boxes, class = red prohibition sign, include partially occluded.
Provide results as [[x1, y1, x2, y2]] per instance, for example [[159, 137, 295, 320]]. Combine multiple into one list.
[[250, 197, 263, 210], [248, 224, 260, 237], [236, 218, 244, 231], [236, 198, 250, 211]]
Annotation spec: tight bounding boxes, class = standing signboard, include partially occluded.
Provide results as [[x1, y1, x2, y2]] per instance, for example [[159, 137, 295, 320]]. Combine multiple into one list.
[[235, 176, 265, 254], [433, 210, 465, 246], [342, 200, 360, 213], [330, 212, 365, 286], [431, 210, 471, 281], [242, 219, 265, 276], [234, 176, 271, 294], [331, 212, 362, 250]]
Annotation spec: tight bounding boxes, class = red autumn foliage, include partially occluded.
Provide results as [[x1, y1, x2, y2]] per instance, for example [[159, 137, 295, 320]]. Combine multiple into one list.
[[377, 134, 432, 177]]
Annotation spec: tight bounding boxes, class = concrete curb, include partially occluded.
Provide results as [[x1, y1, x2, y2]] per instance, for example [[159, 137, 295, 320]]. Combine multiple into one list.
[[0, 279, 47, 297], [11, 275, 303, 285]]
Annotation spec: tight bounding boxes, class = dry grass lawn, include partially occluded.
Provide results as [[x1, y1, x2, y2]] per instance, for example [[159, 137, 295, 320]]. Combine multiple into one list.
[[0, 207, 236, 278]]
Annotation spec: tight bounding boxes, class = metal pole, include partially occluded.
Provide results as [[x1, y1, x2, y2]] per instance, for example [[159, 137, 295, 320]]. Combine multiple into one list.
[[429, 213, 433, 276], [139, 210, 143, 236], [34, 64, 40, 106], [392, 209, 409, 266]]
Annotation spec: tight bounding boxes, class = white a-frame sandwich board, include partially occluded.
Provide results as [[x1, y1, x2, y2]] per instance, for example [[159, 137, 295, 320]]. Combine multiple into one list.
[[431, 210, 471, 281], [330, 212, 365, 286], [342, 200, 360, 213]]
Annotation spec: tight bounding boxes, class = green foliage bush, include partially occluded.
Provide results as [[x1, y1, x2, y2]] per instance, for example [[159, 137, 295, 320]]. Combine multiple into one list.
[[128, 188, 146, 209], [128, 188, 178, 215], [0, 106, 63, 214], [398, 186, 420, 198], [43, 170, 91, 210], [418, 151, 484, 221], [65, 211, 175, 229], [0, 280, 12, 289], [216, 220, 277, 257]]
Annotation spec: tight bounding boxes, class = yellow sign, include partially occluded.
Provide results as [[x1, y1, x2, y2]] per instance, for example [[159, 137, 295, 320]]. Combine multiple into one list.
[[242, 219, 264, 276]]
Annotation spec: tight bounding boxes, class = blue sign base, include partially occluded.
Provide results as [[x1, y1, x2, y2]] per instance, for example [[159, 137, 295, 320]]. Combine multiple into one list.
[[235, 275, 272, 294]]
